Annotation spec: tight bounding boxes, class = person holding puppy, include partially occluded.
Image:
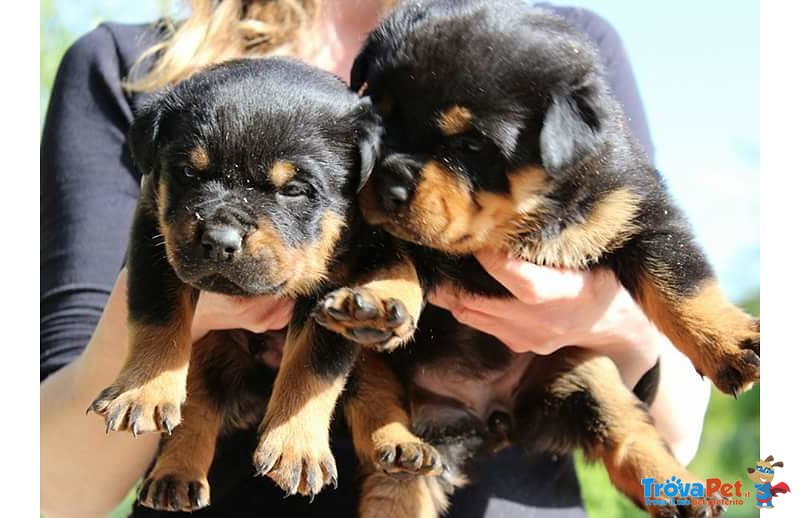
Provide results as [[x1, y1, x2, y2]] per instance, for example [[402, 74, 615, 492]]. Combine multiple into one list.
[[41, 0, 709, 516]]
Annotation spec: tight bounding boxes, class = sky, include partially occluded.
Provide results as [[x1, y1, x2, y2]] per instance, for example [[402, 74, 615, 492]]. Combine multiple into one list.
[[50, 0, 760, 300]]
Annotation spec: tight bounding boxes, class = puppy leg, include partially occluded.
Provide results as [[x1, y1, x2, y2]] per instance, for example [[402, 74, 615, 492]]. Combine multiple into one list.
[[359, 471, 441, 518], [313, 254, 423, 352], [518, 348, 721, 517], [346, 351, 443, 478], [89, 191, 196, 433], [615, 230, 759, 396], [138, 333, 226, 512], [253, 306, 358, 497]]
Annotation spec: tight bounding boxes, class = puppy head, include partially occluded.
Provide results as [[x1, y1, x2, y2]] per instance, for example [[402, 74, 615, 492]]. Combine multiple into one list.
[[130, 58, 381, 296], [352, 0, 614, 253]]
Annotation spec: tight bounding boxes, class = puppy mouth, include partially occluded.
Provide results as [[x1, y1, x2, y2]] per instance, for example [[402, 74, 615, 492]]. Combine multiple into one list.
[[383, 220, 474, 251], [359, 203, 393, 227], [193, 274, 250, 296], [190, 274, 287, 297], [382, 220, 423, 242], [359, 203, 420, 242], [361, 199, 473, 251]]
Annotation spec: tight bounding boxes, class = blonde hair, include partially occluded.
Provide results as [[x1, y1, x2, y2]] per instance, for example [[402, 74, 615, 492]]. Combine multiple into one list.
[[125, 0, 321, 92]]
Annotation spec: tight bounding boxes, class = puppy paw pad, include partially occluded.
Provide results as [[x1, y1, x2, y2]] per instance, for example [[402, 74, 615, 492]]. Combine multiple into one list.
[[138, 474, 210, 512], [313, 287, 414, 351], [375, 441, 443, 478]]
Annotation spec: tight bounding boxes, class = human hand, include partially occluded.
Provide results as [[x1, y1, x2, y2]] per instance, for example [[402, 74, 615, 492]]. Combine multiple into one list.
[[191, 291, 294, 343], [427, 250, 661, 387]]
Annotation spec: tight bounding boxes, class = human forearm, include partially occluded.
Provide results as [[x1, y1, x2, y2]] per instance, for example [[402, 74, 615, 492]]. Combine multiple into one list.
[[40, 270, 158, 517], [647, 336, 711, 466], [593, 311, 710, 466]]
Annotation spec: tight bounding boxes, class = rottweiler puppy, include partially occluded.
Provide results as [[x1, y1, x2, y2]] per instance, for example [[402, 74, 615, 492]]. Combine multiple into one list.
[[312, 1, 750, 516], [86, 57, 417, 505]]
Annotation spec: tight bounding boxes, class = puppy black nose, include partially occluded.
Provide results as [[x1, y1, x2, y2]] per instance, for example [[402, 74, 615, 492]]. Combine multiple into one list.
[[377, 155, 417, 213], [381, 185, 410, 212], [201, 225, 243, 261]]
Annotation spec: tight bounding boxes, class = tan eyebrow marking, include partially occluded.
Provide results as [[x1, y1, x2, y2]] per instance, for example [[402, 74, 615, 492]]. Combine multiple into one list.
[[269, 160, 297, 187], [188, 146, 210, 171], [437, 105, 473, 136]]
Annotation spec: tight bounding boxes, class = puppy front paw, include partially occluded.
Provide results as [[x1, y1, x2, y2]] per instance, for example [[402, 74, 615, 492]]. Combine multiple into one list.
[[705, 318, 760, 398], [312, 287, 414, 352], [138, 473, 210, 512], [253, 418, 338, 498], [88, 370, 185, 435], [375, 440, 443, 479]]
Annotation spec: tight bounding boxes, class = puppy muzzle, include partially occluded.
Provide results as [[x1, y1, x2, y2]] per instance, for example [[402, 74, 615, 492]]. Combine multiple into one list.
[[374, 154, 421, 214]]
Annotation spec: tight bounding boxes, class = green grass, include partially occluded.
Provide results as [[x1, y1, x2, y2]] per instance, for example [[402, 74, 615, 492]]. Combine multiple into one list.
[[110, 489, 137, 518]]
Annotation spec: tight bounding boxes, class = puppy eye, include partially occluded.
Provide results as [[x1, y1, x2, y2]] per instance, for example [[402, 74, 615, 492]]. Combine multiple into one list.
[[182, 166, 197, 179], [450, 135, 487, 154], [278, 181, 310, 199]]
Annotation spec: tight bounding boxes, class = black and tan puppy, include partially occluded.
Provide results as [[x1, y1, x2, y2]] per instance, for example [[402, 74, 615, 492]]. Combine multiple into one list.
[[311, 0, 751, 516], [338, 0, 760, 395], [85, 57, 420, 504]]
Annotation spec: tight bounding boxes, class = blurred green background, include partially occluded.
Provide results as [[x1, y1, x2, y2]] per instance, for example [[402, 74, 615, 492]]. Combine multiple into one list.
[[41, 1, 760, 517]]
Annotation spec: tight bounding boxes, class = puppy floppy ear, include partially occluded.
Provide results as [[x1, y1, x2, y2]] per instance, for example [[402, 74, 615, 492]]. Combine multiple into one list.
[[540, 83, 608, 175], [353, 97, 383, 192], [128, 95, 166, 175]]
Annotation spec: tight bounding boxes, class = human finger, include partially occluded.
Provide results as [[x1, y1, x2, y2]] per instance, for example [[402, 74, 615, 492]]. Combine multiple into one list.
[[475, 250, 590, 304], [429, 284, 529, 317]]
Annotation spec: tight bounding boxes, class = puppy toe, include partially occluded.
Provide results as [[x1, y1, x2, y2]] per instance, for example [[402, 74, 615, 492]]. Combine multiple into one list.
[[376, 441, 443, 478], [139, 473, 210, 512], [313, 287, 415, 350]]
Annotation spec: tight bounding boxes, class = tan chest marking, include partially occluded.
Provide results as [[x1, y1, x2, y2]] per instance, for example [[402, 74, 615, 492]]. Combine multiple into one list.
[[511, 187, 641, 269]]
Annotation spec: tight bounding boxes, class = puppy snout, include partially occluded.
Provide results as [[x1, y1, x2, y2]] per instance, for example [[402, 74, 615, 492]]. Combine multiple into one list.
[[377, 155, 417, 213], [201, 225, 244, 261]]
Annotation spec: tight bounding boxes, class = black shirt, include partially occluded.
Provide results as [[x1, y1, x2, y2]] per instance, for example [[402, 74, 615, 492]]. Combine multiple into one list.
[[41, 5, 654, 517]]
